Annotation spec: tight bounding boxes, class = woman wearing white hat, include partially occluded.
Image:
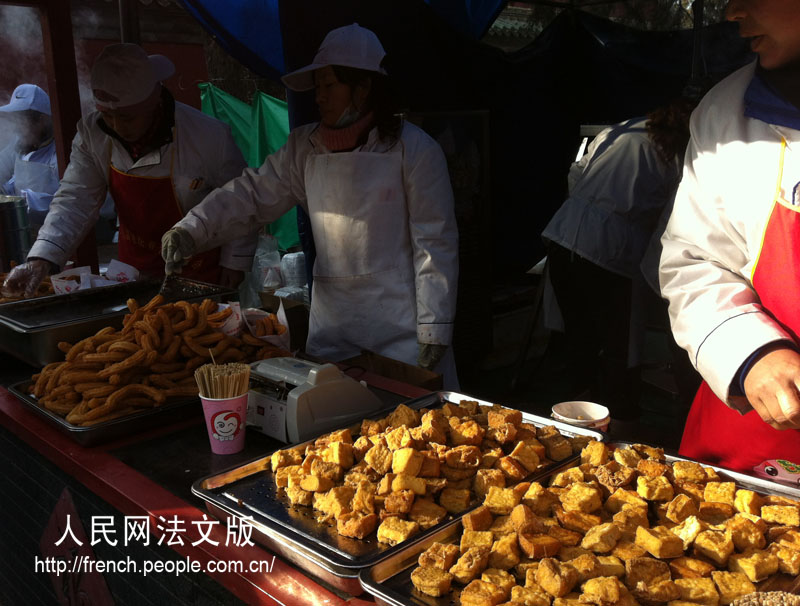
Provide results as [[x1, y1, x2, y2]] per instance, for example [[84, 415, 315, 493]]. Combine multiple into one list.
[[0, 84, 59, 229], [162, 24, 460, 385], [3, 43, 254, 294]]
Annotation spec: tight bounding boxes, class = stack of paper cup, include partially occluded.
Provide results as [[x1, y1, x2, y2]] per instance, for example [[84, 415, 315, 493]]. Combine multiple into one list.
[[280, 252, 306, 287], [551, 401, 610, 432]]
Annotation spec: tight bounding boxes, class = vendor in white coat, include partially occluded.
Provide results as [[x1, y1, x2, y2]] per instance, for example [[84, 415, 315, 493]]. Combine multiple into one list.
[[660, 0, 800, 471], [162, 24, 460, 385], [2, 43, 253, 296], [0, 84, 59, 229]]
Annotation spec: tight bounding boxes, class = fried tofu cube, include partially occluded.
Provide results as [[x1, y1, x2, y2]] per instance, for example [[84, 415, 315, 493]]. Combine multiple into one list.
[[391, 447, 424, 476], [323, 441, 354, 468], [625, 556, 671, 588], [376, 516, 419, 545], [461, 578, 508, 605], [540, 434, 574, 462], [727, 549, 779, 582], [554, 506, 602, 535], [595, 462, 637, 493], [775, 528, 800, 549], [485, 486, 522, 515], [673, 577, 719, 606], [489, 533, 521, 570], [548, 524, 583, 547], [560, 483, 603, 513], [633, 580, 681, 604], [635, 525, 684, 559], [286, 484, 313, 506], [364, 442, 393, 475], [704, 482, 736, 506], [553, 595, 584, 606], [480, 447, 504, 469], [672, 515, 708, 550], [439, 487, 472, 514], [495, 456, 529, 482], [613, 506, 650, 542], [442, 464, 477, 483], [596, 555, 626, 578], [672, 461, 707, 483], [384, 425, 414, 451], [450, 546, 491, 584], [611, 540, 648, 562], [450, 418, 486, 446], [441, 401, 469, 417], [275, 464, 302, 488], [463, 505, 494, 532], [313, 485, 354, 519], [336, 512, 378, 539], [631, 443, 665, 460], [392, 473, 427, 496], [510, 441, 542, 472], [523, 483, 560, 516], [482, 568, 517, 596], [488, 408, 523, 428], [473, 469, 506, 501], [487, 422, 518, 445], [669, 556, 716, 579], [726, 516, 766, 551], [693, 530, 734, 566], [557, 546, 592, 562], [310, 457, 344, 482], [271, 448, 303, 472], [419, 542, 461, 570], [565, 553, 603, 583], [605, 488, 648, 514], [580, 575, 628, 604], [386, 403, 419, 428], [444, 445, 481, 469], [581, 522, 622, 553], [666, 494, 699, 524], [519, 532, 562, 559], [535, 557, 579, 597], [767, 542, 800, 575], [510, 585, 551, 605], [698, 501, 735, 525], [462, 529, 496, 553], [637, 475, 675, 502], [761, 504, 800, 526], [733, 489, 762, 515], [613, 447, 643, 468], [411, 566, 453, 597], [636, 458, 671, 478], [384, 489, 415, 514], [490, 515, 517, 538], [300, 475, 334, 492], [710, 571, 756, 605], [580, 440, 609, 466], [508, 504, 540, 531], [551, 466, 585, 488]]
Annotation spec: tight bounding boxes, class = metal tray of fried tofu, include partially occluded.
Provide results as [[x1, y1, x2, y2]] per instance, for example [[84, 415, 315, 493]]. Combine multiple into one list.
[[191, 391, 604, 591], [359, 440, 800, 606]]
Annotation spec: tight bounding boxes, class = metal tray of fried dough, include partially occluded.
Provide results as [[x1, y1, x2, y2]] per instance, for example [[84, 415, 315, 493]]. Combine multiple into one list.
[[0, 277, 236, 367], [191, 391, 603, 590], [359, 440, 800, 606]]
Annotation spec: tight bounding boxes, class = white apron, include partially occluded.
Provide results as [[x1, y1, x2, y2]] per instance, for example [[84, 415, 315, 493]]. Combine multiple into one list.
[[304, 151, 419, 365]]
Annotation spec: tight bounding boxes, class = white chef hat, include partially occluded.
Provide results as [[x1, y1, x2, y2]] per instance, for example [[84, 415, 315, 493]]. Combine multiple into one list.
[[0, 84, 51, 116], [91, 43, 175, 110], [281, 23, 387, 92]]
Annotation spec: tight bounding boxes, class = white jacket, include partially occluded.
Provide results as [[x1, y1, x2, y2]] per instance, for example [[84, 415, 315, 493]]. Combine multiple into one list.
[[177, 120, 459, 356], [660, 61, 800, 408], [29, 100, 255, 270], [543, 118, 681, 281]]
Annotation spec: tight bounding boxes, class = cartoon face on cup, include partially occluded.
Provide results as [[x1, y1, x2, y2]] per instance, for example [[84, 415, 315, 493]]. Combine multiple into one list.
[[211, 410, 241, 442]]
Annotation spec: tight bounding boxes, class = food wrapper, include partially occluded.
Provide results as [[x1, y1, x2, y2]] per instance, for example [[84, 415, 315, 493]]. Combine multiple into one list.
[[51, 260, 139, 295], [214, 302, 244, 337], [244, 302, 291, 351]]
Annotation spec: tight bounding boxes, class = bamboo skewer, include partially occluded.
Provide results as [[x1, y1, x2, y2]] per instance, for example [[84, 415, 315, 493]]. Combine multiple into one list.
[[194, 362, 250, 399]]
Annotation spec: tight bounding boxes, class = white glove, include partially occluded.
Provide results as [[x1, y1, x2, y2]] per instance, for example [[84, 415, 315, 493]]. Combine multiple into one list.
[[161, 227, 196, 275], [417, 342, 448, 371], [2, 259, 52, 298]]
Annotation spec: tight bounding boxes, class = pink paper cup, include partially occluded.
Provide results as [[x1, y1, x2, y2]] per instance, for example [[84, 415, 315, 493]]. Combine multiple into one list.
[[200, 393, 248, 454]]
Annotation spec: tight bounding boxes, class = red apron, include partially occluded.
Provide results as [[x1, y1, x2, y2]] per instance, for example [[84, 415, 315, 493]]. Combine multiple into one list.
[[109, 145, 221, 284], [679, 138, 800, 472]]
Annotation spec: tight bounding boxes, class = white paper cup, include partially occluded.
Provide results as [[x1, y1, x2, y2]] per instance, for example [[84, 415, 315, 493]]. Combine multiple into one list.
[[552, 400, 610, 432]]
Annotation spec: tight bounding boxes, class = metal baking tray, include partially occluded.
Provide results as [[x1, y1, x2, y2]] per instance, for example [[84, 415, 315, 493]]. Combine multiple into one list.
[[0, 277, 237, 367], [8, 380, 200, 447], [191, 391, 604, 589], [359, 440, 800, 605]]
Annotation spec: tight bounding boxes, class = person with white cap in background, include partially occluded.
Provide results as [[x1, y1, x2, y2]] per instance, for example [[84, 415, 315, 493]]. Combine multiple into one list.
[[161, 24, 460, 387], [2, 43, 254, 296], [0, 84, 59, 229]]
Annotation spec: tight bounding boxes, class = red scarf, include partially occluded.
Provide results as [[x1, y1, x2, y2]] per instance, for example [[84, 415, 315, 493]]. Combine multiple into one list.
[[318, 112, 375, 152]]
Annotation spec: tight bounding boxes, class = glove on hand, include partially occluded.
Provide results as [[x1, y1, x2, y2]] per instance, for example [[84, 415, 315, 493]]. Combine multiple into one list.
[[2, 259, 51, 298], [161, 227, 196, 275], [417, 342, 447, 371]]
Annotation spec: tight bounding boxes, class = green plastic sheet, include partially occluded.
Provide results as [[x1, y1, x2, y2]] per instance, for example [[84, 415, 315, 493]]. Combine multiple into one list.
[[198, 82, 298, 251]]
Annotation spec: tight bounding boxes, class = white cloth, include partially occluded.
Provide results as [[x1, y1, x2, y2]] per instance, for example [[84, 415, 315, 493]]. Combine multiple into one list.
[[176, 120, 459, 381], [28, 101, 255, 271], [543, 118, 681, 282], [659, 61, 800, 407], [0, 140, 59, 225]]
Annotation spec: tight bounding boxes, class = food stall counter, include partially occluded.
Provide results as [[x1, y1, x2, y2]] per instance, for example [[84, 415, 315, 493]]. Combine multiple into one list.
[[0, 352, 424, 605]]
